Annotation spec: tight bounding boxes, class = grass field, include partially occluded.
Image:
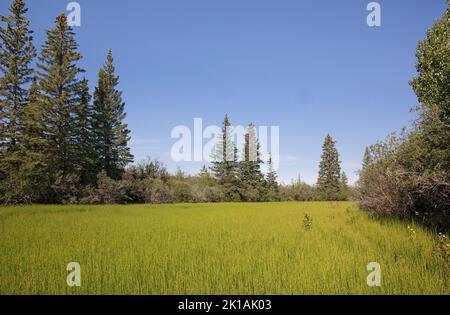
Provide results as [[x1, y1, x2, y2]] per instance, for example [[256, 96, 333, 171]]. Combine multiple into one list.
[[0, 202, 448, 295]]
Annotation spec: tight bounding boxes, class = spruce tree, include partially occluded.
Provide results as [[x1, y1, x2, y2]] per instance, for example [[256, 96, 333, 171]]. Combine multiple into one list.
[[0, 0, 36, 151], [0, 0, 42, 203], [76, 78, 97, 185], [92, 49, 133, 179], [339, 171, 350, 201], [199, 165, 210, 179], [21, 78, 44, 149], [265, 153, 280, 201], [211, 114, 239, 201], [316, 134, 342, 201], [340, 171, 348, 188], [238, 123, 264, 201], [361, 147, 372, 171], [36, 14, 86, 198]]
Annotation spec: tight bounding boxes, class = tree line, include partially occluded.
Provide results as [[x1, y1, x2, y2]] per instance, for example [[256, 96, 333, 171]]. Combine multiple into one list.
[[75, 119, 351, 205], [0, 0, 351, 205], [210, 115, 350, 202]]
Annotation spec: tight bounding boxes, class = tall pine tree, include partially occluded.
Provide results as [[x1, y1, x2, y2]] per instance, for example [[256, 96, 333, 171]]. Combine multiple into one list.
[[361, 147, 372, 171], [0, 0, 40, 203], [21, 77, 44, 152], [92, 49, 133, 179], [338, 171, 350, 201], [265, 153, 279, 201], [211, 114, 239, 201], [238, 123, 264, 201], [0, 0, 36, 151], [76, 78, 97, 185], [316, 134, 342, 201], [36, 14, 86, 200]]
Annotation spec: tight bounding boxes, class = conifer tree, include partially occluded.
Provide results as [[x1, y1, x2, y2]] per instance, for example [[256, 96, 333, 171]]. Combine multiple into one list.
[[265, 153, 280, 201], [238, 123, 264, 201], [361, 147, 372, 171], [0, 0, 41, 203], [0, 0, 36, 151], [0, 77, 48, 203], [36, 14, 86, 196], [211, 114, 239, 201], [199, 165, 210, 179], [340, 171, 348, 188], [316, 134, 342, 201], [20, 76, 46, 161], [339, 171, 350, 200], [92, 49, 133, 179], [76, 78, 97, 184]]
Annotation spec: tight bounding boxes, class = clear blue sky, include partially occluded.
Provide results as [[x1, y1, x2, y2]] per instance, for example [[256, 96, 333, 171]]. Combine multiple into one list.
[[1, 0, 446, 184]]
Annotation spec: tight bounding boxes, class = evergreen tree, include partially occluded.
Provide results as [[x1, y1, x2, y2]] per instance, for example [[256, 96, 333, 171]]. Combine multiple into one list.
[[338, 171, 350, 201], [0, 79, 45, 204], [0, 0, 43, 203], [238, 123, 264, 201], [92, 49, 133, 179], [340, 171, 348, 188], [316, 134, 342, 201], [36, 14, 86, 200], [0, 0, 36, 152], [211, 114, 239, 201], [76, 78, 97, 185], [265, 153, 280, 201], [22, 78, 44, 149], [18, 76, 47, 198], [361, 147, 372, 171]]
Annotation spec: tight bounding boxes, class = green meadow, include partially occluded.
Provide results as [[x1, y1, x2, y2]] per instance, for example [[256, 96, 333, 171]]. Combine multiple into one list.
[[0, 202, 448, 295]]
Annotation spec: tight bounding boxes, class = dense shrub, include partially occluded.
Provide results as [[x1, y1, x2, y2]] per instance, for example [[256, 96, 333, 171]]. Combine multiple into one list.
[[279, 180, 316, 201], [49, 173, 83, 204], [143, 178, 173, 204], [0, 156, 45, 204], [359, 133, 449, 230]]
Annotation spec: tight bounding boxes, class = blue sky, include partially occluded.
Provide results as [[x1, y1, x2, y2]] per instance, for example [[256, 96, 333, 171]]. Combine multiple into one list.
[[1, 0, 446, 184]]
